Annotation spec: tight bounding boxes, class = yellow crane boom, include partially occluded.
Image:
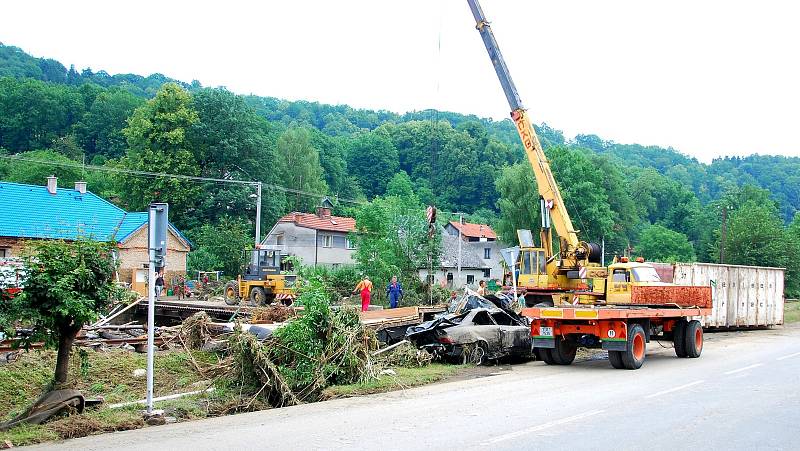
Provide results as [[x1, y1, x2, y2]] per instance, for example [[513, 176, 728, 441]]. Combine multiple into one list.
[[467, 0, 598, 267]]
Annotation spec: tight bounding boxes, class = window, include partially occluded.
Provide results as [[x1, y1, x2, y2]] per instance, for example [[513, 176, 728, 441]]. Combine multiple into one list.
[[538, 250, 546, 273], [520, 251, 532, 275], [346, 237, 356, 250], [322, 234, 332, 248], [426, 274, 435, 284], [631, 267, 661, 282], [482, 269, 490, 278], [467, 274, 475, 285], [471, 310, 495, 325], [612, 269, 630, 283], [276, 234, 285, 245], [484, 248, 491, 259], [0, 248, 7, 258], [491, 311, 519, 326]]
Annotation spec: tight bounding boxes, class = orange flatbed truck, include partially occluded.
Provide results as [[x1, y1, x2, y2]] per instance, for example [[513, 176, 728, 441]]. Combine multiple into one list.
[[522, 306, 712, 369]]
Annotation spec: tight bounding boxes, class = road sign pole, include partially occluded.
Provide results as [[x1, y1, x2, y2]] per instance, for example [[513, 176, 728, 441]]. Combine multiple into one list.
[[146, 207, 156, 414], [146, 203, 168, 416]]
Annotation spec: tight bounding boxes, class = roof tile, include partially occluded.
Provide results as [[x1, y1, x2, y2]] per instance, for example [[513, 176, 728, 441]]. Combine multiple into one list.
[[448, 221, 497, 239], [278, 212, 356, 233]]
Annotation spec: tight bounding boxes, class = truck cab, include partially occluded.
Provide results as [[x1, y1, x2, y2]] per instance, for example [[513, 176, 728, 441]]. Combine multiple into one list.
[[604, 260, 665, 304]]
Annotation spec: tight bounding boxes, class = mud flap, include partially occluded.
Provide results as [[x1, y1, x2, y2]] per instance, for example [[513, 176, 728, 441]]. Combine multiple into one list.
[[601, 340, 627, 351]]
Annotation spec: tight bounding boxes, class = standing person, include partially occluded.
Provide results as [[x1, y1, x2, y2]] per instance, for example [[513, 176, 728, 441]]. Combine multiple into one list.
[[477, 280, 487, 296], [155, 271, 165, 298], [386, 276, 403, 309], [353, 276, 373, 312], [176, 274, 186, 300]]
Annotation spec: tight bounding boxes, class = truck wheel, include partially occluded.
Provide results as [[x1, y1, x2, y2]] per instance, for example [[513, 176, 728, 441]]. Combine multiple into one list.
[[608, 350, 625, 369], [250, 287, 267, 306], [539, 348, 556, 365], [673, 319, 688, 358], [550, 336, 577, 365], [224, 281, 240, 306], [622, 324, 646, 370], [684, 320, 703, 358]]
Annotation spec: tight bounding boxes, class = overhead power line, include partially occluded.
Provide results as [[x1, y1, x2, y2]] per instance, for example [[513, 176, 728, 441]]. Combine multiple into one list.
[[0, 154, 366, 205]]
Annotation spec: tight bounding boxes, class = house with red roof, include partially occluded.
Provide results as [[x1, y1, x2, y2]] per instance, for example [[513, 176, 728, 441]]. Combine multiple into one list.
[[418, 220, 505, 289], [444, 220, 497, 242], [261, 198, 357, 267]]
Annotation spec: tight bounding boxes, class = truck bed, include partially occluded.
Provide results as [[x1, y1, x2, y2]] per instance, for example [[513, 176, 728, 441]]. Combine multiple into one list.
[[522, 305, 712, 320]]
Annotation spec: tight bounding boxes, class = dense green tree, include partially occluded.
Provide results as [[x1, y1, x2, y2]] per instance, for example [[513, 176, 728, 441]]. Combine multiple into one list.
[[786, 214, 800, 297], [187, 88, 286, 231], [188, 216, 253, 276], [353, 194, 440, 295], [716, 201, 788, 269], [386, 171, 415, 198], [73, 88, 143, 158], [274, 127, 328, 212], [636, 225, 696, 262], [346, 131, 399, 199], [1, 149, 84, 186], [495, 163, 539, 244], [117, 83, 200, 221], [0, 239, 116, 385], [546, 146, 615, 245], [0, 78, 85, 152]]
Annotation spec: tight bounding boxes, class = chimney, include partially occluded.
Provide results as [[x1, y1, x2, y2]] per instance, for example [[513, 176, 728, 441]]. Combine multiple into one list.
[[316, 206, 331, 218], [46, 176, 57, 195], [75, 181, 87, 194]]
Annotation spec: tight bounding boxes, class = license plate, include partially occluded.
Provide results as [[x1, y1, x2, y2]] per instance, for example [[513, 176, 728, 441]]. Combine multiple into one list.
[[539, 327, 553, 337]]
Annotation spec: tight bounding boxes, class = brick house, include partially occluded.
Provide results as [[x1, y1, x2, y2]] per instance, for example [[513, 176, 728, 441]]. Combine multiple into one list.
[[0, 178, 191, 296], [261, 198, 356, 267]]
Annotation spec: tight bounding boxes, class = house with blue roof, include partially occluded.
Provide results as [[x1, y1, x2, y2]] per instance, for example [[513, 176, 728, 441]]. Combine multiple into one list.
[[0, 177, 192, 296]]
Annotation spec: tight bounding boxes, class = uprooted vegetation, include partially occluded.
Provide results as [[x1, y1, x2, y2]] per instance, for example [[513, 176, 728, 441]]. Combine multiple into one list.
[[0, 276, 466, 446]]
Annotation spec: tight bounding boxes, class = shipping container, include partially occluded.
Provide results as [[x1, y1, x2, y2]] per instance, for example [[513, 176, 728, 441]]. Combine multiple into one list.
[[667, 262, 785, 328]]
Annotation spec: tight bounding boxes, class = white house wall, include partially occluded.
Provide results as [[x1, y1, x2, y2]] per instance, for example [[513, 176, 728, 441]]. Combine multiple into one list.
[[263, 223, 354, 267]]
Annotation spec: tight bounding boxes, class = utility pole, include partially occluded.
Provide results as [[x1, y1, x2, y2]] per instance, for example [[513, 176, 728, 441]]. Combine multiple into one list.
[[720, 206, 728, 264], [254, 182, 262, 247]]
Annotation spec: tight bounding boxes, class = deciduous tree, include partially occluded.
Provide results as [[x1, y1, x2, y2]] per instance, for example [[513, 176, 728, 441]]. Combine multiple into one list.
[[0, 239, 117, 385]]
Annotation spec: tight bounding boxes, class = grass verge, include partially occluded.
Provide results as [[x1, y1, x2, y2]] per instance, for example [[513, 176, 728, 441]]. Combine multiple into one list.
[[321, 364, 467, 399], [0, 348, 215, 447], [785, 301, 800, 324]]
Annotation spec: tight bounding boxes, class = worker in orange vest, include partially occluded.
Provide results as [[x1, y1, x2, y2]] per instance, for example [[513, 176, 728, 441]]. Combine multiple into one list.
[[353, 276, 374, 312]]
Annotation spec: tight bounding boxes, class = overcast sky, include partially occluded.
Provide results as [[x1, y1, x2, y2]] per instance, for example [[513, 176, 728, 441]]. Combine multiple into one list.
[[2, 0, 799, 163]]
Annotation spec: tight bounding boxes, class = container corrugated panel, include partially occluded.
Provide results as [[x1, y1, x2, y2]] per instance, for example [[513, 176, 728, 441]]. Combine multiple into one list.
[[672, 263, 785, 328]]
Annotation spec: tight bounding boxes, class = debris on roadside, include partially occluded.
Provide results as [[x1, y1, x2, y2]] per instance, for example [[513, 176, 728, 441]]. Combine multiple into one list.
[[251, 305, 295, 324]]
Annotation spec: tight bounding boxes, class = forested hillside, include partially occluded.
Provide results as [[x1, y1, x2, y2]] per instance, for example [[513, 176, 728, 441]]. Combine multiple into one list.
[[1, 43, 798, 295]]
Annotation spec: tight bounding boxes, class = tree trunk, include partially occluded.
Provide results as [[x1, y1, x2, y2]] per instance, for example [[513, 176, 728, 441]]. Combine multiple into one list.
[[54, 324, 81, 386]]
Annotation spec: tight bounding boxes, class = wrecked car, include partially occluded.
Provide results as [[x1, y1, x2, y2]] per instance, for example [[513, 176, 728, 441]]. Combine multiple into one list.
[[405, 307, 531, 364]]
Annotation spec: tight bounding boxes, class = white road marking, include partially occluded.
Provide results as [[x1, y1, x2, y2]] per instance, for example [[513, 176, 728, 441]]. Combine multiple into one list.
[[644, 380, 705, 399], [484, 409, 605, 444], [724, 363, 764, 375], [776, 351, 800, 361]]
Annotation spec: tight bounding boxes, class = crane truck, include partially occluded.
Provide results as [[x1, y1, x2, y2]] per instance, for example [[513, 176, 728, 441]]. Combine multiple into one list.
[[466, 0, 711, 369]]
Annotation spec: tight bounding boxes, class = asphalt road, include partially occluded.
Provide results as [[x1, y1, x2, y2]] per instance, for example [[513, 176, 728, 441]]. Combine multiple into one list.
[[29, 326, 800, 451]]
